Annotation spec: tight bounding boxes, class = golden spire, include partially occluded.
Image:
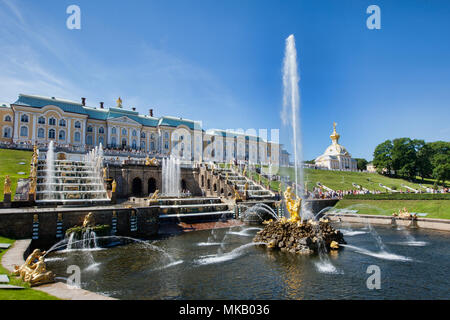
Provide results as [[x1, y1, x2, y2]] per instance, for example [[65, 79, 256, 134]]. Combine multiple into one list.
[[330, 122, 340, 144], [116, 97, 122, 108]]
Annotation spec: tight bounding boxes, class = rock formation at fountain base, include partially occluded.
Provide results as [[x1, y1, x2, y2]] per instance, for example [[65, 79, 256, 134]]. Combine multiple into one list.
[[253, 218, 346, 255]]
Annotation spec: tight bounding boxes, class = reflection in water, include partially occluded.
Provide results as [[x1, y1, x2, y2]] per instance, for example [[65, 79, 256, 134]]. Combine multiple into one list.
[[46, 224, 450, 300]]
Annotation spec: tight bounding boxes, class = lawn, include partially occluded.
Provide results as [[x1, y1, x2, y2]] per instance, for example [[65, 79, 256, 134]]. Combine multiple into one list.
[[0, 236, 59, 300], [278, 167, 446, 193], [334, 200, 450, 219], [0, 148, 32, 202]]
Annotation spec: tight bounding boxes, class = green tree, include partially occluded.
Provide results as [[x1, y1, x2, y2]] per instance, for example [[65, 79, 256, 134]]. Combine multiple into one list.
[[373, 140, 393, 175], [355, 158, 368, 171], [416, 143, 433, 181]]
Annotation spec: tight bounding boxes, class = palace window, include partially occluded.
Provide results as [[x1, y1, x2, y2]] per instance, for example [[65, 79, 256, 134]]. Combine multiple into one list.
[[74, 132, 81, 142], [87, 126, 93, 133], [164, 141, 169, 149], [37, 128, 45, 138], [99, 127, 105, 134], [141, 141, 145, 149], [99, 136, 104, 145], [150, 141, 155, 150], [141, 132, 145, 139], [20, 114, 29, 123], [38, 116, 45, 124], [59, 130, 65, 140], [4, 115, 11, 122], [111, 127, 117, 134], [20, 126, 28, 137], [3, 127, 11, 138], [48, 129, 56, 139], [74, 121, 81, 128], [164, 132, 169, 140], [132, 139, 137, 149], [111, 137, 117, 147], [86, 135, 93, 145], [49, 118, 56, 126], [150, 133, 155, 140], [122, 128, 127, 136], [59, 119, 66, 127], [132, 130, 137, 137]]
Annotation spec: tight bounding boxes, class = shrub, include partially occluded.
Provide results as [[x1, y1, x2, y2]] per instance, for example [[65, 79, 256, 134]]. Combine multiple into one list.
[[343, 193, 450, 200]]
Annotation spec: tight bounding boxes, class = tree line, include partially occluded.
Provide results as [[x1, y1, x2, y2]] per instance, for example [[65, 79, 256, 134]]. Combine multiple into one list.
[[373, 138, 449, 186]]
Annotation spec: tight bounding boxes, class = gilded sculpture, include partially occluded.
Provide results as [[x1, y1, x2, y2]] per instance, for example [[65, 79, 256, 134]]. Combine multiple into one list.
[[82, 212, 96, 228], [3, 175, 11, 195], [13, 249, 55, 287], [112, 180, 117, 192], [283, 186, 302, 222]]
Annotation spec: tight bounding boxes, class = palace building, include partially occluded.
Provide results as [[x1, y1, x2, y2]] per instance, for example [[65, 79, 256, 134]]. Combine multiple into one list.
[[314, 122, 357, 171], [0, 94, 283, 164]]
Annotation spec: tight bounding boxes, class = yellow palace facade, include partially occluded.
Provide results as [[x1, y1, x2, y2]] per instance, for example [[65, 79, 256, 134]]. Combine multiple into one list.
[[0, 94, 282, 164]]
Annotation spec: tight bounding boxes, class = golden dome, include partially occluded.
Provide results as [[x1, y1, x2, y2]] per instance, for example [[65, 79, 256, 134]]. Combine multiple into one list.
[[330, 122, 340, 144]]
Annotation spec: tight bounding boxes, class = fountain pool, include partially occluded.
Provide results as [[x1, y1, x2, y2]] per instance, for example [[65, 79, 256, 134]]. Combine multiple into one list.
[[45, 222, 450, 300]]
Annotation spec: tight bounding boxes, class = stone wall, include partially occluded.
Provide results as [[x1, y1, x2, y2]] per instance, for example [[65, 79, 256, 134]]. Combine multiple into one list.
[[106, 164, 202, 198], [0, 206, 159, 244]]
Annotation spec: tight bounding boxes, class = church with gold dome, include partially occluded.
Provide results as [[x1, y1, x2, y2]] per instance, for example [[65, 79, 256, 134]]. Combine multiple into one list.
[[314, 123, 357, 171]]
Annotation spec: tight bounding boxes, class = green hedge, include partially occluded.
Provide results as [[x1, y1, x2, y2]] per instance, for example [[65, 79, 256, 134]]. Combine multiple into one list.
[[343, 193, 450, 200]]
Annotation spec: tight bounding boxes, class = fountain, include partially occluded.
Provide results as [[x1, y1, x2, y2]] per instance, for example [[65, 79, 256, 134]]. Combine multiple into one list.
[[35, 142, 109, 204], [282, 34, 304, 206], [162, 156, 181, 197]]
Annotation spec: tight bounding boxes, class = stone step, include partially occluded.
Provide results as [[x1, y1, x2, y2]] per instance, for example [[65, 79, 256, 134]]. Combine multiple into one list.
[[159, 211, 234, 219], [0, 274, 10, 283], [0, 284, 24, 290], [0, 243, 11, 249]]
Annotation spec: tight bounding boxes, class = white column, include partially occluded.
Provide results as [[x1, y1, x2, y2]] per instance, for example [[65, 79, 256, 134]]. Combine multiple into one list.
[[67, 119, 71, 144], [147, 131, 150, 152], [13, 111, 19, 141], [107, 126, 111, 145], [31, 114, 36, 142], [94, 126, 97, 146], [128, 127, 131, 147], [81, 121, 86, 146]]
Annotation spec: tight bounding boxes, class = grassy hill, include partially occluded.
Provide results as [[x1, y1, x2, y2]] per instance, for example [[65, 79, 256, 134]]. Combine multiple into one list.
[[278, 167, 445, 193], [0, 148, 32, 201]]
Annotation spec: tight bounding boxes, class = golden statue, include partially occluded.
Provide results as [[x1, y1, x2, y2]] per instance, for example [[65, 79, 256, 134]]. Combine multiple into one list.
[[102, 167, 107, 179], [244, 182, 248, 193], [148, 189, 159, 202], [13, 249, 45, 279], [283, 186, 302, 222], [150, 157, 158, 166], [82, 212, 95, 228], [145, 156, 151, 165], [29, 176, 36, 195], [233, 186, 243, 201], [4, 175, 11, 195], [225, 172, 229, 182], [112, 179, 117, 192], [116, 97, 123, 107], [24, 256, 55, 287]]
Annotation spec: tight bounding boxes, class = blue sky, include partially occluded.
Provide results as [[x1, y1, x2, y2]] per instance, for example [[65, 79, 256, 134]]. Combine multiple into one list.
[[0, 0, 449, 161]]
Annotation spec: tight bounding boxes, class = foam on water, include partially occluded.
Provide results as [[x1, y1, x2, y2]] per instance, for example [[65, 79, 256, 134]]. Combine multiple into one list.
[[197, 242, 222, 246], [341, 244, 413, 262], [390, 241, 428, 247], [340, 230, 367, 236], [84, 262, 101, 272], [151, 260, 184, 271], [314, 261, 342, 274], [195, 242, 264, 265]]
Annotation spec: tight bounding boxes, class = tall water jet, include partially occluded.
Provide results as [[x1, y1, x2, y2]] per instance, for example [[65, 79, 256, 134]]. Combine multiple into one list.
[[44, 140, 55, 200], [162, 156, 181, 197], [282, 34, 304, 218]]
